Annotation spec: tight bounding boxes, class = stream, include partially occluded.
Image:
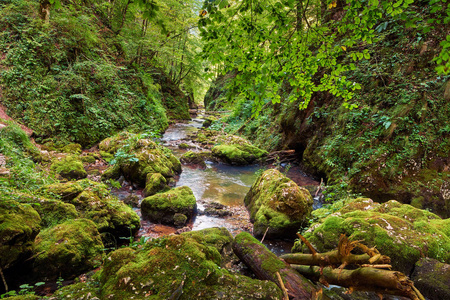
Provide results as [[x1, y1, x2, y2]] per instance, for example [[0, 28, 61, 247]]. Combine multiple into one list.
[[114, 111, 320, 255]]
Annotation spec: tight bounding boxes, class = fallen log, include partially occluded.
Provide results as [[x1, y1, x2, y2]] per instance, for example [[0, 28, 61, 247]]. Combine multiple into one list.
[[280, 250, 391, 266], [281, 234, 390, 268], [233, 232, 326, 300], [292, 265, 425, 300]]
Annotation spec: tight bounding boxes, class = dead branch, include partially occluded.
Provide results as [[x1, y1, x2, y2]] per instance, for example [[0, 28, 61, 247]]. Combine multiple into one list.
[[292, 265, 425, 300]]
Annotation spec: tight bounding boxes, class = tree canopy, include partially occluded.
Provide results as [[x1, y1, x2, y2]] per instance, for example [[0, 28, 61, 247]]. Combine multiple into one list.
[[199, 0, 450, 113]]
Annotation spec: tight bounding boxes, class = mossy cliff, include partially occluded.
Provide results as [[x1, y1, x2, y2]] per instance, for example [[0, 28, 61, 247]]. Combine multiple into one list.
[[0, 0, 192, 147], [299, 198, 450, 274], [245, 169, 313, 239]]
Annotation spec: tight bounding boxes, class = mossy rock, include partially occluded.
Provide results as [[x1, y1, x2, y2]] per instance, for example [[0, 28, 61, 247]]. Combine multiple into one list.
[[212, 135, 268, 165], [180, 151, 207, 169], [99, 132, 135, 154], [202, 116, 217, 128], [50, 155, 87, 180], [0, 200, 41, 269], [101, 163, 121, 180], [0, 123, 41, 162], [141, 186, 197, 227], [99, 132, 181, 186], [53, 281, 100, 300], [62, 143, 82, 155], [244, 169, 313, 239], [302, 198, 450, 274], [33, 219, 104, 280], [40, 180, 85, 201], [81, 153, 96, 164], [97, 232, 282, 299], [42, 179, 140, 239], [99, 150, 114, 163], [120, 140, 181, 186], [411, 258, 450, 300], [142, 172, 169, 197], [31, 199, 78, 228], [183, 227, 237, 269]]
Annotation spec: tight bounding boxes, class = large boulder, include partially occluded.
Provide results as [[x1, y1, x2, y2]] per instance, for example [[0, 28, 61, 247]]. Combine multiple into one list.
[[0, 200, 41, 270], [212, 135, 267, 165], [42, 179, 140, 239], [300, 198, 450, 274], [33, 219, 104, 280], [244, 169, 313, 239], [141, 186, 197, 227], [97, 231, 282, 299], [411, 258, 450, 300], [31, 199, 79, 228], [50, 155, 87, 180], [180, 150, 208, 169], [99, 132, 181, 186]]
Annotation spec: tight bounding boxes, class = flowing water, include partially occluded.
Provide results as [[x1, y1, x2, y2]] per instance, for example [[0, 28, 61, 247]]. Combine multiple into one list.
[[114, 111, 320, 255]]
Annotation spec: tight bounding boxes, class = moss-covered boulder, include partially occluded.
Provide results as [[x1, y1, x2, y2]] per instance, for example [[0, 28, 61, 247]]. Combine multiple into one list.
[[99, 132, 135, 154], [0, 200, 41, 270], [301, 198, 450, 274], [53, 282, 100, 300], [244, 169, 313, 239], [33, 219, 104, 280], [212, 135, 267, 165], [41, 179, 140, 239], [180, 150, 208, 169], [142, 172, 169, 197], [97, 233, 282, 299], [62, 143, 82, 155], [141, 186, 197, 227], [31, 199, 78, 228], [183, 227, 237, 269], [411, 258, 450, 300], [50, 155, 87, 180], [99, 132, 181, 186]]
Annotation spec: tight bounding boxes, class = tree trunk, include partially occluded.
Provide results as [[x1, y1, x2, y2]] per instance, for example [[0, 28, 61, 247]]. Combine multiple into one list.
[[39, 0, 51, 22], [233, 232, 323, 300]]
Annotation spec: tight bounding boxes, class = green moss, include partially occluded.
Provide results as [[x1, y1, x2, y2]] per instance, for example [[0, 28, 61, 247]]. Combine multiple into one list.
[[210, 134, 268, 165], [50, 155, 87, 180], [100, 132, 181, 186], [245, 169, 313, 238], [0, 122, 42, 162], [42, 180, 140, 239], [81, 154, 96, 164], [62, 143, 82, 155], [180, 151, 207, 168], [141, 186, 197, 226], [31, 199, 78, 228], [34, 219, 104, 280], [99, 150, 114, 163], [143, 172, 168, 197], [98, 231, 281, 299], [303, 198, 450, 274], [101, 164, 121, 180], [0, 200, 41, 269], [53, 281, 100, 299], [212, 143, 267, 166]]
